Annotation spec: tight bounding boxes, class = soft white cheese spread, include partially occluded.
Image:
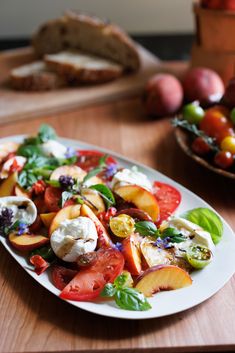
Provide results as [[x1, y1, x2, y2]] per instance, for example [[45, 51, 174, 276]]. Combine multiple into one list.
[[50, 216, 98, 262], [0, 196, 37, 225], [111, 166, 152, 191], [41, 140, 67, 159]]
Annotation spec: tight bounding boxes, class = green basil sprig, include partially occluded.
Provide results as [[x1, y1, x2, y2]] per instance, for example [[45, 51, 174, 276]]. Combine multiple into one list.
[[135, 221, 160, 237], [161, 227, 186, 243], [101, 273, 151, 311], [89, 184, 115, 208]]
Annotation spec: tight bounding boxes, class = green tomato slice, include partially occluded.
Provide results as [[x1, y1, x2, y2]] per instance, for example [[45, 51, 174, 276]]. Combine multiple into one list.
[[186, 244, 212, 269]]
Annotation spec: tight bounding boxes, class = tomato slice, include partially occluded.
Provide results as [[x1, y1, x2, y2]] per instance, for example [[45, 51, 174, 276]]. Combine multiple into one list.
[[153, 182, 181, 223], [52, 266, 78, 290], [76, 150, 117, 172], [60, 248, 124, 301], [44, 186, 62, 212]]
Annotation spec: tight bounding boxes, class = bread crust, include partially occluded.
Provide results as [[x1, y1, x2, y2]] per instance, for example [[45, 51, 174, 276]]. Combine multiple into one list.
[[32, 11, 140, 71]]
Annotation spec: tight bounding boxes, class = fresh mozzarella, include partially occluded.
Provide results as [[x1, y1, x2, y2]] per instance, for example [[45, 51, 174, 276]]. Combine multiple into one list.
[[50, 216, 98, 262], [0, 196, 37, 225], [111, 166, 152, 191], [0, 156, 26, 179], [168, 217, 215, 252], [41, 140, 67, 159]]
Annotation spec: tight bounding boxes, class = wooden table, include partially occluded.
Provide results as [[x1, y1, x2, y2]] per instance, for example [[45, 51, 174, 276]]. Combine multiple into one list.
[[0, 94, 235, 353]]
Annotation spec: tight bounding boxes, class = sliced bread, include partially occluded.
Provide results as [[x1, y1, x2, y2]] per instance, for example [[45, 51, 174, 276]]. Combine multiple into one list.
[[10, 61, 65, 91], [32, 11, 140, 71], [44, 50, 123, 84]]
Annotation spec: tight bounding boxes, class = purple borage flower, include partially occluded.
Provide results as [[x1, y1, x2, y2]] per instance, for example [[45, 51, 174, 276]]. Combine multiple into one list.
[[154, 237, 173, 249], [59, 175, 74, 189], [105, 163, 117, 178], [113, 242, 123, 252], [0, 208, 13, 236], [65, 146, 77, 159], [17, 222, 29, 236]]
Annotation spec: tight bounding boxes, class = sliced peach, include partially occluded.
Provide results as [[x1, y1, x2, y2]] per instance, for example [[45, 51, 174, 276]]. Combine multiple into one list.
[[40, 212, 56, 228], [14, 184, 31, 198], [0, 172, 18, 197], [122, 234, 142, 276], [49, 204, 81, 236], [9, 232, 49, 252], [0, 141, 19, 163], [140, 239, 172, 268], [135, 265, 192, 297], [50, 165, 86, 181], [82, 188, 105, 214], [115, 185, 160, 221], [80, 204, 112, 248]]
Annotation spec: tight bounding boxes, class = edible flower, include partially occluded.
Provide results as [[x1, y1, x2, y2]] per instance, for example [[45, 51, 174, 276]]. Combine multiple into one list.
[[17, 222, 29, 236], [65, 147, 77, 159], [59, 175, 74, 189], [154, 237, 174, 249], [105, 163, 117, 178], [0, 208, 13, 236]]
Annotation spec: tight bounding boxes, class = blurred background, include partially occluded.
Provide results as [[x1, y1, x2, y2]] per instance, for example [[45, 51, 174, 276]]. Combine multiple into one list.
[[0, 0, 194, 60]]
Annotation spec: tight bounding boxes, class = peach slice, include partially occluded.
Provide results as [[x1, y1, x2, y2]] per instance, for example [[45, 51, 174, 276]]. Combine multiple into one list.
[[82, 188, 105, 214], [50, 165, 86, 181], [80, 204, 112, 247], [122, 234, 142, 276], [135, 265, 192, 297], [0, 172, 18, 197], [140, 239, 172, 268], [14, 184, 31, 199], [40, 212, 57, 228], [115, 185, 160, 221], [49, 204, 81, 236], [9, 232, 49, 252]]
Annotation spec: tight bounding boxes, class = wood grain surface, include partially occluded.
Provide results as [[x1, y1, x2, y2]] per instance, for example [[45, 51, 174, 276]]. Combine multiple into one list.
[[0, 67, 235, 353], [0, 46, 160, 124]]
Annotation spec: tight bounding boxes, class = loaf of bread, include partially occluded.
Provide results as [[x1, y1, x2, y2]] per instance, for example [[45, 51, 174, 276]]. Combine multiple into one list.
[[10, 61, 65, 91], [45, 50, 123, 83], [32, 11, 140, 71]]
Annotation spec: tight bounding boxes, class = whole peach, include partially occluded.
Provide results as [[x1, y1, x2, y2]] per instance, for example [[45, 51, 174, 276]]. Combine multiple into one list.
[[144, 74, 183, 117], [183, 67, 224, 105]]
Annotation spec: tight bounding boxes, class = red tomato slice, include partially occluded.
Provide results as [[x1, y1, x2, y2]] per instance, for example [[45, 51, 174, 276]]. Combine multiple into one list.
[[44, 186, 62, 212], [76, 150, 117, 172], [52, 266, 78, 290], [60, 248, 124, 301], [153, 181, 181, 223], [30, 255, 49, 275]]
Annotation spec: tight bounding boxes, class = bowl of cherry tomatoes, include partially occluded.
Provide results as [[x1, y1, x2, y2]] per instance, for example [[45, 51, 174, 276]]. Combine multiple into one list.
[[173, 102, 235, 179]]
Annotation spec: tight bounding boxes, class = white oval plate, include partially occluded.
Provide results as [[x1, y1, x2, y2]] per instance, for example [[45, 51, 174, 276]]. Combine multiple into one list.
[[1, 135, 235, 320]]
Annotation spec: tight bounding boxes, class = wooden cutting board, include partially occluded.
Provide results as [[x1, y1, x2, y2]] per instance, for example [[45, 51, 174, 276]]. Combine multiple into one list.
[[0, 45, 160, 124]]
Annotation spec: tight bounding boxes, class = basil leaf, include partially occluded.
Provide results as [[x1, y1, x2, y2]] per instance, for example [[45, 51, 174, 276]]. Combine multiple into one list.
[[100, 283, 117, 297], [18, 171, 39, 188], [60, 191, 73, 207], [114, 273, 129, 288], [135, 221, 159, 237], [17, 145, 43, 157], [161, 227, 186, 243], [89, 184, 115, 208], [30, 246, 55, 261], [181, 208, 223, 245], [98, 154, 108, 167], [58, 155, 77, 166], [23, 136, 41, 145], [38, 124, 57, 143], [115, 288, 151, 311]]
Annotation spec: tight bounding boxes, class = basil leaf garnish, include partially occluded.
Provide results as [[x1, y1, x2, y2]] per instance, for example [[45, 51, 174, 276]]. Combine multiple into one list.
[[38, 124, 57, 143], [115, 288, 151, 311], [181, 207, 223, 245], [135, 221, 159, 237], [89, 184, 115, 208]]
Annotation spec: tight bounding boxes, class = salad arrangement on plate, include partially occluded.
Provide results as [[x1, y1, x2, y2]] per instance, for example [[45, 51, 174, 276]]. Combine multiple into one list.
[[0, 125, 223, 312]]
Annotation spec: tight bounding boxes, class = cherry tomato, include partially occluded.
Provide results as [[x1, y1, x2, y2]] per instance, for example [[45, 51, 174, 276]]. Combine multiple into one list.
[[109, 214, 135, 238], [51, 266, 78, 290], [191, 137, 211, 155], [153, 182, 181, 223], [98, 207, 117, 227], [76, 150, 117, 172], [60, 248, 124, 301], [44, 186, 62, 212], [32, 180, 46, 195], [200, 106, 235, 143], [182, 102, 205, 124], [220, 136, 235, 154], [186, 245, 212, 269], [30, 255, 49, 275], [214, 151, 234, 169], [77, 252, 98, 268]]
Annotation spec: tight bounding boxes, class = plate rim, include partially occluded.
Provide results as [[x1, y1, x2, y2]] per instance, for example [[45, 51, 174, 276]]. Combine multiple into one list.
[[0, 134, 235, 320]]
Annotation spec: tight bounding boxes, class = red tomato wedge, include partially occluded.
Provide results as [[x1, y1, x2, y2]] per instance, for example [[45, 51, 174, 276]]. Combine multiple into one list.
[[52, 266, 78, 290], [76, 150, 117, 172], [60, 248, 124, 301], [153, 181, 181, 223], [44, 186, 62, 212]]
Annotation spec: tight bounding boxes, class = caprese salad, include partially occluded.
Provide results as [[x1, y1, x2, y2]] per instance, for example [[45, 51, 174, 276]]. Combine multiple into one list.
[[0, 125, 223, 311]]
